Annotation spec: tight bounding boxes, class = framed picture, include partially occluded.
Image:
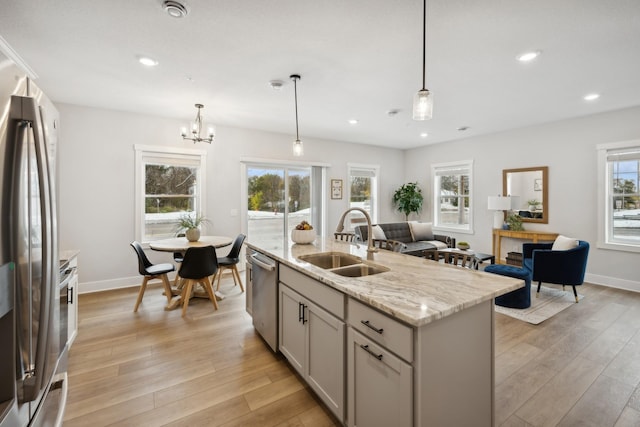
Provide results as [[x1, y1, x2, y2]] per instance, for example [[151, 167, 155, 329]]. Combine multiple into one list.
[[534, 178, 542, 191], [331, 179, 343, 199]]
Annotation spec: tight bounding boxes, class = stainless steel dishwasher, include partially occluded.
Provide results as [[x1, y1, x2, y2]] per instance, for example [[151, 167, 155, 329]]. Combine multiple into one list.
[[249, 251, 278, 352]]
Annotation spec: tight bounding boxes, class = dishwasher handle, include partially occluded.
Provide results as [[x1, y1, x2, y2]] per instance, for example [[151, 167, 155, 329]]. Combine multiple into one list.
[[251, 253, 276, 271]]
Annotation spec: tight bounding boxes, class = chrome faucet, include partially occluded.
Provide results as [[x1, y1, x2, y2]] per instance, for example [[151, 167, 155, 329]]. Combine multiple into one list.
[[335, 207, 377, 254]]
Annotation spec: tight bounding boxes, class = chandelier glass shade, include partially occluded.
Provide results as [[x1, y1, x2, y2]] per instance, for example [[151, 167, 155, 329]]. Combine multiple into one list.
[[181, 103, 214, 144], [290, 74, 303, 157]]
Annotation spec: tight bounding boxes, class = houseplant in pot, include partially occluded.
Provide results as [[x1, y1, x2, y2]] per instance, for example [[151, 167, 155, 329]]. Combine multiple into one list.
[[392, 182, 424, 221], [177, 212, 210, 242]]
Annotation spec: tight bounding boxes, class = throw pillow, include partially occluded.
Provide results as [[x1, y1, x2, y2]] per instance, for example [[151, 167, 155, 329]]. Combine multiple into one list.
[[552, 235, 579, 250], [371, 225, 387, 240], [408, 221, 434, 241]]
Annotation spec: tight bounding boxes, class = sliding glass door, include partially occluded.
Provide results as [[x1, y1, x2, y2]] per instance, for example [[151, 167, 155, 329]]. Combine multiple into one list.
[[247, 165, 317, 245]]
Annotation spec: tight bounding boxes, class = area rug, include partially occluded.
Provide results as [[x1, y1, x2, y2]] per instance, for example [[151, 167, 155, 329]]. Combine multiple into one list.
[[495, 285, 584, 325]]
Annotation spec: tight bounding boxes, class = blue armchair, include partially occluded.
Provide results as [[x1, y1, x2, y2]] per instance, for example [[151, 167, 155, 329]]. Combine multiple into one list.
[[522, 240, 589, 303]]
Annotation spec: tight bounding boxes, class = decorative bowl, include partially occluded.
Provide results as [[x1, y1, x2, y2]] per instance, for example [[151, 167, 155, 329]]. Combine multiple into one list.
[[457, 242, 470, 250], [291, 229, 316, 244]]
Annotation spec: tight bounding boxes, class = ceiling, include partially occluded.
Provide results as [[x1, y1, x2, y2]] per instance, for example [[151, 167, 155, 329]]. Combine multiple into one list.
[[1, 0, 639, 149]]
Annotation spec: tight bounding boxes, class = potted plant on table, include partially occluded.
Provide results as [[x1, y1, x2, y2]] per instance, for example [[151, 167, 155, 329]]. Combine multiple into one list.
[[177, 213, 211, 242], [392, 182, 424, 221]]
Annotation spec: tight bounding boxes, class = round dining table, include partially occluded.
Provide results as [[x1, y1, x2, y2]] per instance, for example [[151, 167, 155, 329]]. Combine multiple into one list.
[[149, 235, 234, 310], [149, 235, 233, 252]]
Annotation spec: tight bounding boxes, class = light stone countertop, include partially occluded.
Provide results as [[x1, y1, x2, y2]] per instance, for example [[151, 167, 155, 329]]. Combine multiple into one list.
[[246, 237, 523, 327]]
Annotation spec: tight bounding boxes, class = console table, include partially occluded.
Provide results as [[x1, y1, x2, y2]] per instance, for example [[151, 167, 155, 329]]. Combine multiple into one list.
[[492, 229, 558, 264]]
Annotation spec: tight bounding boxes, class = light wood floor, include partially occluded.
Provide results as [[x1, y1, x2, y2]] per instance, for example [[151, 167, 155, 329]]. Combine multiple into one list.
[[64, 278, 640, 427]]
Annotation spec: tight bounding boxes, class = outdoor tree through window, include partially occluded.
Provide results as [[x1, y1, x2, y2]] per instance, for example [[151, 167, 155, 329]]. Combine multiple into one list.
[[135, 145, 206, 243], [598, 141, 640, 250], [432, 161, 473, 233]]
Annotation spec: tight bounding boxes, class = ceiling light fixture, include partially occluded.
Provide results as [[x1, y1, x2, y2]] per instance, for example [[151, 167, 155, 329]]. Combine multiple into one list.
[[412, 0, 433, 121], [348, 119, 359, 125], [180, 104, 214, 144], [138, 56, 158, 67], [269, 80, 284, 90], [583, 93, 600, 101], [517, 50, 541, 62], [290, 74, 303, 157], [420, 132, 428, 138], [163, 0, 188, 18]]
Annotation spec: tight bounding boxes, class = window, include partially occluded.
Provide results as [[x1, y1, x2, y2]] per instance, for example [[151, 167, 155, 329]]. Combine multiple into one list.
[[597, 140, 640, 252], [134, 145, 207, 243], [243, 161, 326, 244], [348, 164, 379, 229], [432, 160, 473, 233]]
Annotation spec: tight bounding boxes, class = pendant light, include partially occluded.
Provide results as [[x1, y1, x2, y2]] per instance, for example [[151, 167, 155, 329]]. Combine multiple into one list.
[[290, 74, 303, 156], [412, 0, 433, 120]]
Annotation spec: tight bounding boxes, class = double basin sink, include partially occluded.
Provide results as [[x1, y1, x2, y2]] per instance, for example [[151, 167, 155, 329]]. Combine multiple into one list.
[[298, 252, 389, 277]]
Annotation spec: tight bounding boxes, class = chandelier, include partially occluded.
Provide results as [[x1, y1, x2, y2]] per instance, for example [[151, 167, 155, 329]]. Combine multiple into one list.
[[181, 104, 214, 144]]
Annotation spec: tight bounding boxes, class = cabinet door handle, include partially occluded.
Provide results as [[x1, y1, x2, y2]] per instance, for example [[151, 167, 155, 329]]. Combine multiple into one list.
[[361, 320, 384, 334], [298, 302, 304, 322], [359, 344, 383, 361], [302, 304, 308, 324], [68, 287, 73, 304]]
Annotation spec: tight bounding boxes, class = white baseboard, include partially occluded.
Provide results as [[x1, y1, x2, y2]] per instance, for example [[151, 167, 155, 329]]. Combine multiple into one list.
[[78, 265, 247, 294], [78, 276, 140, 294], [78, 271, 637, 295], [584, 273, 640, 293]]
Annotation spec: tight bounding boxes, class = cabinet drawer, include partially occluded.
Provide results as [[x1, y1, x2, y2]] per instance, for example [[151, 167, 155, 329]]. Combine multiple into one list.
[[279, 264, 345, 319], [348, 298, 413, 362]]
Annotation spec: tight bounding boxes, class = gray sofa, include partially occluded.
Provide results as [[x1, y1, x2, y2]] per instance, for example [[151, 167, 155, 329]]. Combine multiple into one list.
[[354, 222, 455, 257]]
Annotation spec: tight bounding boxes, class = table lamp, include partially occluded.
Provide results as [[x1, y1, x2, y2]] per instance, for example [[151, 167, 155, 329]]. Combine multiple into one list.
[[488, 196, 512, 229]]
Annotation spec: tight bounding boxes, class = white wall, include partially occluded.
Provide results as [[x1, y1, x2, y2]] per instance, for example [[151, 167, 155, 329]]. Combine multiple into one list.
[[404, 106, 640, 291], [56, 103, 405, 292]]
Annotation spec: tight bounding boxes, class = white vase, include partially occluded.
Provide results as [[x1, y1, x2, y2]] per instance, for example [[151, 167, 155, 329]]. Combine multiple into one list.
[[291, 229, 315, 244], [185, 227, 200, 242]]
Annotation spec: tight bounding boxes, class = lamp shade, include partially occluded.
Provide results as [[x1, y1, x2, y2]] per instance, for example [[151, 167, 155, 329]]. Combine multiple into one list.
[[487, 196, 512, 211]]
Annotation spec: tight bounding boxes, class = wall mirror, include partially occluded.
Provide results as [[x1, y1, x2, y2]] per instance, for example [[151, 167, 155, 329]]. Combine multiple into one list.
[[503, 166, 548, 224]]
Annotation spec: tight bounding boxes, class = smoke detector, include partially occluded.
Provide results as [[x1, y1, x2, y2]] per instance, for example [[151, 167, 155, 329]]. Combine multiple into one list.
[[269, 80, 285, 90], [163, 1, 188, 18]]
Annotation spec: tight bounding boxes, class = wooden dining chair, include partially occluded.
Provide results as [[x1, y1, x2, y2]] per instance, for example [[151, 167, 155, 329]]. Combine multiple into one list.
[[372, 239, 405, 252], [334, 232, 356, 242], [130, 241, 175, 312], [178, 246, 219, 317], [442, 251, 478, 269]]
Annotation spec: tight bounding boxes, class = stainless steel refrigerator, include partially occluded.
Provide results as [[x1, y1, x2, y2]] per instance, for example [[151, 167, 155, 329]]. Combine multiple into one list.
[[0, 48, 67, 426]]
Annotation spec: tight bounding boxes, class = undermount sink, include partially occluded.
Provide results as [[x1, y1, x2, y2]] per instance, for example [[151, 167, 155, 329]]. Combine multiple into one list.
[[298, 252, 362, 269], [330, 263, 390, 277]]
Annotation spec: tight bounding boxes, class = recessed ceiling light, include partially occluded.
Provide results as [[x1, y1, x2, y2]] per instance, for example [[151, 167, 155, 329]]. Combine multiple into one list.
[[583, 93, 600, 101], [138, 56, 158, 67], [457, 126, 469, 131], [348, 119, 358, 125], [420, 132, 428, 138], [268, 80, 285, 90], [387, 109, 400, 117], [163, 1, 188, 18], [517, 50, 541, 62]]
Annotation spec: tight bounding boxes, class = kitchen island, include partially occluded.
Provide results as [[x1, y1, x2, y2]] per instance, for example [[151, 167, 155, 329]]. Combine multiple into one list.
[[246, 237, 522, 427]]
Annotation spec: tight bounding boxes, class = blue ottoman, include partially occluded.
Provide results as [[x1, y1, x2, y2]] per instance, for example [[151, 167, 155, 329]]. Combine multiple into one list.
[[484, 264, 531, 309]]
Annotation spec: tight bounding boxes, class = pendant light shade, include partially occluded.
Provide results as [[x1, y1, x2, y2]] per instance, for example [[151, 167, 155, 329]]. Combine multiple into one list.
[[413, 89, 433, 120], [413, 0, 433, 121], [290, 74, 303, 157]]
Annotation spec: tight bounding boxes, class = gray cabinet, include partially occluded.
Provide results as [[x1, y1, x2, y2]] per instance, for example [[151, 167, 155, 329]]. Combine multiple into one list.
[[347, 328, 412, 427], [347, 298, 412, 427], [279, 265, 345, 422]]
